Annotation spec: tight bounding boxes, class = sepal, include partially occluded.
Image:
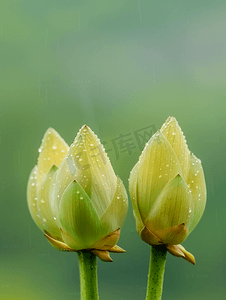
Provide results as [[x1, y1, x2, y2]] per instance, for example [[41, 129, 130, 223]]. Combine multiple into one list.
[[166, 244, 195, 265], [44, 231, 75, 252]]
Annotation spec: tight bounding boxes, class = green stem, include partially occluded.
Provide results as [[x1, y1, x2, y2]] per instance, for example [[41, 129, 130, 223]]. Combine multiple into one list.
[[77, 251, 99, 300], [145, 245, 167, 300]]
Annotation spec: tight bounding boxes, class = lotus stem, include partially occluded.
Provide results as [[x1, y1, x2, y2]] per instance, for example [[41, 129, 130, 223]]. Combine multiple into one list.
[[77, 251, 99, 300], [145, 245, 167, 300]]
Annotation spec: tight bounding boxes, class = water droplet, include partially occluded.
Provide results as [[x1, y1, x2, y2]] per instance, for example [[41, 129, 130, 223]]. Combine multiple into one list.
[[31, 183, 35, 186], [80, 196, 83, 200], [52, 146, 57, 150]]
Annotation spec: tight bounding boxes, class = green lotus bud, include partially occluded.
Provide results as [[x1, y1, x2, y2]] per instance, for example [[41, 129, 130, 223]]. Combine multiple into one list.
[[129, 117, 206, 264], [27, 126, 128, 261]]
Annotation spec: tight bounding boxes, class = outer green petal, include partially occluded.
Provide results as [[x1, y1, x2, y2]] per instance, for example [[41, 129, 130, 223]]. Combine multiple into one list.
[[53, 125, 117, 217], [146, 174, 194, 231], [37, 165, 62, 240], [81, 125, 117, 215], [49, 169, 60, 226], [27, 166, 43, 231], [129, 162, 144, 234], [186, 153, 207, 233], [37, 128, 69, 186], [60, 228, 86, 250], [160, 117, 191, 181], [51, 132, 93, 218], [59, 180, 103, 249], [100, 177, 128, 236], [137, 131, 182, 221]]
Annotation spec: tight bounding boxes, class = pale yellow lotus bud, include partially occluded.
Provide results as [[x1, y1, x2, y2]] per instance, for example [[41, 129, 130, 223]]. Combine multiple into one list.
[[129, 117, 206, 264], [27, 126, 128, 261]]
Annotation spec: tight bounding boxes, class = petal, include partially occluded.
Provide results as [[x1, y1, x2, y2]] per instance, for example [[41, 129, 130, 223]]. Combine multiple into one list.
[[60, 227, 86, 250], [129, 162, 144, 234], [59, 180, 103, 249], [37, 165, 62, 240], [27, 166, 43, 231], [36, 128, 69, 186], [136, 131, 182, 221], [53, 125, 117, 217], [160, 117, 190, 180], [49, 169, 61, 226], [100, 177, 128, 235], [186, 153, 207, 233], [146, 174, 194, 231]]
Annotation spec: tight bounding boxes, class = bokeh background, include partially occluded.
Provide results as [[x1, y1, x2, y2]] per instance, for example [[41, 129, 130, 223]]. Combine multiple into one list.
[[1, 0, 226, 299]]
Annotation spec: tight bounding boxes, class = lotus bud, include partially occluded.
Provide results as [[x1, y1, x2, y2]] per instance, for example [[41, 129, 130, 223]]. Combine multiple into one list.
[[27, 126, 128, 261], [129, 117, 206, 264]]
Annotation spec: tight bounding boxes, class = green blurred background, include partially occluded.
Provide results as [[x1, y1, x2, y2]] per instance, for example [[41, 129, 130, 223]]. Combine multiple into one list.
[[0, 0, 226, 299]]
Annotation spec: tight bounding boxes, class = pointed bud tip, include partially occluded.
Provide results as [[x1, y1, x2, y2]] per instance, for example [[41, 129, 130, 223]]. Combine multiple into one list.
[[45, 127, 58, 136]]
